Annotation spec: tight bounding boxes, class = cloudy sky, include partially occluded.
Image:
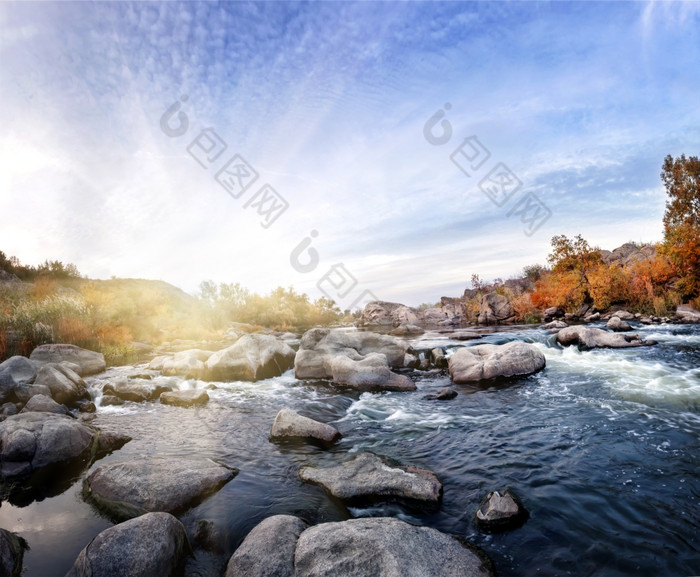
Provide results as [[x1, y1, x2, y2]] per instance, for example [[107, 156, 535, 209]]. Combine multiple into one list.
[[1, 1, 699, 307]]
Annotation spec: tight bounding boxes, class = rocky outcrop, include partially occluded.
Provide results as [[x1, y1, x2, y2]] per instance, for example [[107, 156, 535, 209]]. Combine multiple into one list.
[[29, 344, 105, 376], [676, 304, 700, 323], [475, 489, 528, 532], [600, 243, 656, 267], [205, 334, 295, 381], [65, 512, 188, 577], [360, 301, 420, 326], [448, 341, 546, 383], [556, 326, 651, 348], [226, 515, 494, 577], [83, 457, 237, 521], [0, 529, 27, 577], [299, 452, 441, 506], [477, 292, 515, 324], [159, 389, 209, 407], [329, 354, 416, 392], [269, 409, 340, 444], [606, 316, 632, 332], [225, 515, 308, 577], [0, 357, 36, 404]]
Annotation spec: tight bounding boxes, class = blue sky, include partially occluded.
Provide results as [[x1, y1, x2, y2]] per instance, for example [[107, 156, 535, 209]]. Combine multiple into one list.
[[1, 1, 699, 307]]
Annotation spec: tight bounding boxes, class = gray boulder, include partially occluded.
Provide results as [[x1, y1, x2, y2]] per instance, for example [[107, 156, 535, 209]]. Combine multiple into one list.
[[225, 515, 308, 577], [19, 394, 69, 415], [270, 409, 340, 444], [478, 292, 515, 325], [421, 307, 450, 325], [159, 389, 209, 407], [102, 379, 172, 403], [294, 517, 494, 577], [160, 349, 213, 379], [65, 512, 188, 577], [448, 331, 482, 341], [583, 312, 601, 322], [606, 316, 632, 332], [475, 489, 528, 532], [389, 324, 425, 336], [612, 310, 635, 320], [29, 344, 105, 376], [448, 341, 545, 383], [0, 356, 37, 403], [329, 354, 416, 392], [205, 334, 295, 381], [540, 320, 567, 330], [299, 452, 441, 505], [556, 326, 650, 348], [425, 387, 457, 400], [360, 301, 421, 327], [676, 304, 700, 322], [33, 363, 89, 406], [83, 457, 237, 521], [431, 347, 447, 368], [0, 528, 28, 577]]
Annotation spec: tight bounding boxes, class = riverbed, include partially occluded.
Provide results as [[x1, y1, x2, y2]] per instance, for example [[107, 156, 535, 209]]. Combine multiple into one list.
[[1, 322, 698, 576]]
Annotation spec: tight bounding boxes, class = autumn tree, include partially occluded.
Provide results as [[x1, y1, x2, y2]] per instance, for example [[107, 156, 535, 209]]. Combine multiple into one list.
[[661, 154, 700, 298]]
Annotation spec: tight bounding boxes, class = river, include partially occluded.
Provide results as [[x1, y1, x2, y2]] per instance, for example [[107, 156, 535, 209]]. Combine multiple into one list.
[[1, 322, 698, 576]]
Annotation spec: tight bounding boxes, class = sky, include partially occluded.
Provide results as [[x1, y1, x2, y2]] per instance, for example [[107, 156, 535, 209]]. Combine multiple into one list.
[[1, 1, 699, 307]]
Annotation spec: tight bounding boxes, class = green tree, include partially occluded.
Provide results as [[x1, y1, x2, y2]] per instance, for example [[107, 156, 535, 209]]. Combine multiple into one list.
[[661, 154, 700, 298]]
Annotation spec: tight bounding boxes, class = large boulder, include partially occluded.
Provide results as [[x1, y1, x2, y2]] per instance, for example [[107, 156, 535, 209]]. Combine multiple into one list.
[[205, 334, 295, 381], [19, 394, 69, 415], [83, 457, 237, 521], [448, 341, 545, 383], [421, 307, 451, 325], [0, 356, 37, 404], [65, 512, 188, 577], [270, 409, 340, 444], [29, 344, 105, 376], [33, 363, 89, 406], [0, 413, 97, 481], [477, 292, 515, 325], [225, 515, 308, 577], [299, 452, 441, 506], [0, 529, 28, 577], [160, 349, 213, 379], [159, 389, 209, 407], [329, 354, 416, 392], [556, 326, 651, 348], [606, 316, 632, 332], [676, 304, 700, 323], [360, 301, 420, 327], [102, 379, 172, 403]]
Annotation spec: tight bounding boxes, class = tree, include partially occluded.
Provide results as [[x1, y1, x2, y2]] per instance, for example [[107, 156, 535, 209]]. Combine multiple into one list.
[[661, 154, 700, 298]]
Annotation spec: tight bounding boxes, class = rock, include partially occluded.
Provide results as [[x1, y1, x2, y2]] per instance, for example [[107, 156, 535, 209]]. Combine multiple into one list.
[[543, 306, 563, 320], [192, 520, 222, 552], [146, 355, 170, 371], [94, 431, 131, 460], [439, 296, 467, 325], [0, 403, 18, 420], [475, 489, 528, 532], [431, 347, 448, 368], [29, 344, 105, 376], [556, 326, 651, 348], [270, 409, 340, 444], [403, 353, 419, 369], [676, 304, 700, 322], [583, 312, 601, 322], [225, 515, 308, 577], [360, 301, 420, 327], [0, 356, 37, 403], [541, 320, 567, 330], [448, 331, 482, 341], [100, 395, 124, 407], [0, 528, 28, 577], [294, 328, 408, 381], [477, 292, 515, 324], [205, 334, 295, 381], [294, 517, 494, 577], [639, 316, 653, 324], [12, 383, 52, 405], [65, 512, 188, 577], [421, 307, 450, 325], [83, 457, 237, 521], [606, 316, 632, 332], [0, 413, 97, 480], [75, 399, 96, 413], [33, 363, 89, 406], [448, 341, 546, 383], [161, 349, 213, 379], [159, 389, 209, 407], [19, 394, 69, 415], [612, 310, 635, 320], [425, 387, 457, 400], [329, 354, 416, 392], [299, 452, 441, 505], [102, 379, 172, 403], [389, 324, 425, 336]]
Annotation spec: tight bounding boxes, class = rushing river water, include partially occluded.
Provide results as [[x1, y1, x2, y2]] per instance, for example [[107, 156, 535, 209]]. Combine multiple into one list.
[[1, 323, 699, 577]]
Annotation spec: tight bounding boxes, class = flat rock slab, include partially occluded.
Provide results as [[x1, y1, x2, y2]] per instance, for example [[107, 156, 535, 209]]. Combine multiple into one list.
[[475, 489, 528, 532], [299, 452, 441, 505], [449, 341, 546, 383], [270, 409, 340, 444], [84, 457, 237, 521], [65, 512, 188, 577], [329, 354, 416, 392], [556, 326, 651, 348], [159, 389, 209, 407], [29, 344, 105, 376]]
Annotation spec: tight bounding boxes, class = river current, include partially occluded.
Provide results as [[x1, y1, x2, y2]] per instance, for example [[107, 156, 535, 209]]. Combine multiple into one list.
[[1, 322, 698, 576]]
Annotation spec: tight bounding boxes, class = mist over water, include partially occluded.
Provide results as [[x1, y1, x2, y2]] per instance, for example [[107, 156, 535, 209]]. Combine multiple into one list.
[[1, 323, 698, 577]]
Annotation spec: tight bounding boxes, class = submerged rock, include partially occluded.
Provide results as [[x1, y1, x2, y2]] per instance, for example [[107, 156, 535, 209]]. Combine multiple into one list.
[[389, 324, 425, 336], [159, 389, 209, 407], [475, 489, 528, 532], [65, 512, 188, 577], [556, 326, 650, 348], [102, 379, 172, 403], [448, 341, 546, 383], [205, 334, 295, 381], [0, 528, 28, 577], [225, 515, 308, 577], [269, 409, 340, 444], [29, 344, 105, 376], [299, 452, 441, 505], [83, 457, 237, 521], [425, 387, 457, 400]]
